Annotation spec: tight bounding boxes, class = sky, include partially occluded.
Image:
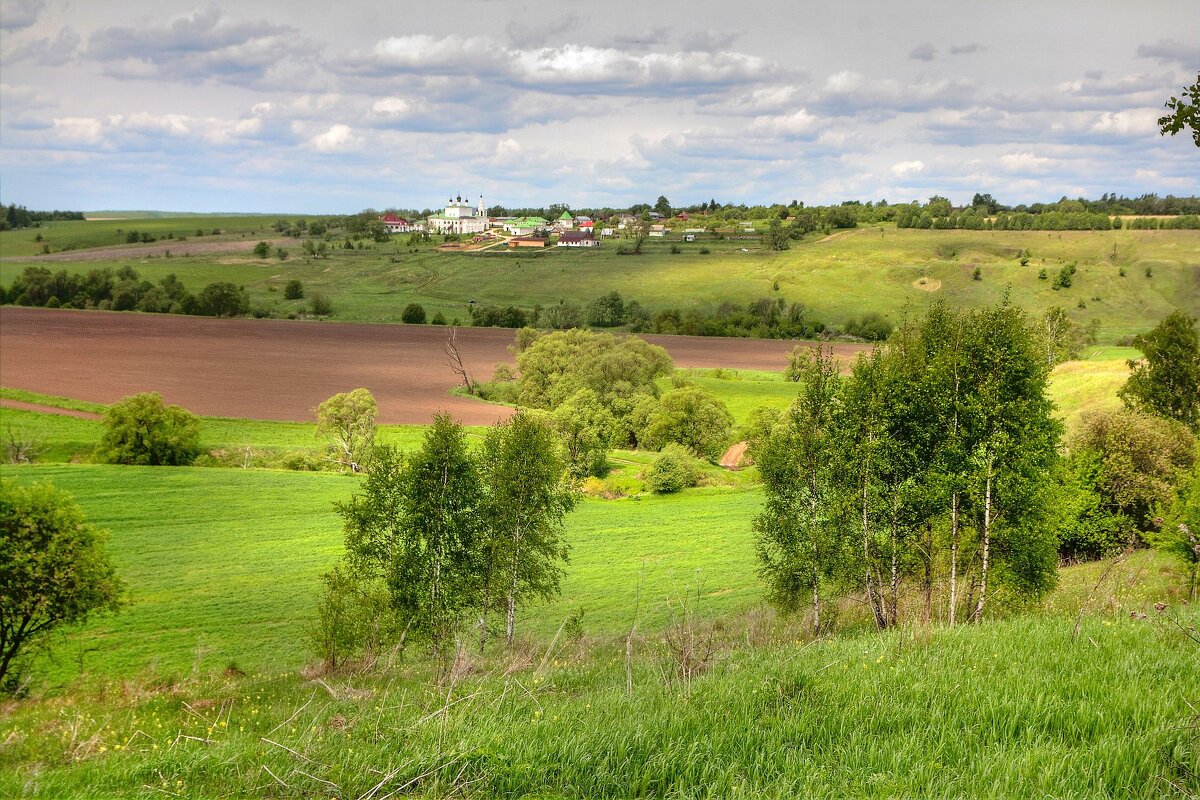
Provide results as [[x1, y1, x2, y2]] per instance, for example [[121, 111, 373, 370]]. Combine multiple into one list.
[[0, 0, 1197, 213]]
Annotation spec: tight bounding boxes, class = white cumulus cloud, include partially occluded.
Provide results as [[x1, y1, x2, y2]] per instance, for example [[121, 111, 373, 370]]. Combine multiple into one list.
[[891, 160, 925, 178]]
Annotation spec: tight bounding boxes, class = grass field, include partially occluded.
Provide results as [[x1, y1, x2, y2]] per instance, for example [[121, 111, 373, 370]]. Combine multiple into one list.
[[0, 549, 1194, 798], [0, 465, 770, 684], [4, 224, 1197, 342]]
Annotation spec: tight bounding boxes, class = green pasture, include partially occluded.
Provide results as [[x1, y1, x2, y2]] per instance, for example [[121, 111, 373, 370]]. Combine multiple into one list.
[[4, 225, 1197, 341], [0, 554, 1193, 798], [0, 464, 765, 685]]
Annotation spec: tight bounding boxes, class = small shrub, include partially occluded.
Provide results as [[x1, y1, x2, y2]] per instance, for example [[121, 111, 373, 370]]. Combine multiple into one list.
[[253, 241, 271, 258], [646, 443, 701, 494], [670, 244, 682, 254], [430, 311, 447, 325], [1119, 267, 1127, 277], [401, 303, 427, 324], [1038, 269, 1048, 280], [283, 279, 304, 300], [972, 267, 982, 281], [1145, 266, 1153, 278], [310, 293, 332, 316]]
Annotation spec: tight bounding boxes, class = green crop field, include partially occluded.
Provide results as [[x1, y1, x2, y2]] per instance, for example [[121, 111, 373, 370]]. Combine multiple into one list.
[[3, 224, 1196, 341]]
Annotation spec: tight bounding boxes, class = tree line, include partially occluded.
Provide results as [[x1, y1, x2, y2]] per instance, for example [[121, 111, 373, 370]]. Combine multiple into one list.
[[2, 265, 331, 319], [0, 204, 85, 230]]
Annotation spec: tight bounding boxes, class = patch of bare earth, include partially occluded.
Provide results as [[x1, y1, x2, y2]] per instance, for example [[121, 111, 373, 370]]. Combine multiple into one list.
[[913, 277, 942, 292]]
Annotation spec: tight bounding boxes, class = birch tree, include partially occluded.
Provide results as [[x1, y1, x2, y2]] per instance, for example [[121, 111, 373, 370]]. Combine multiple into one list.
[[754, 345, 846, 632], [478, 411, 578, 648], [338, 416, 483, 659]]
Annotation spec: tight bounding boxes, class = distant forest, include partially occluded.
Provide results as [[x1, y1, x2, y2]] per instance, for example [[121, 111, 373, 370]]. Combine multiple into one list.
[[0, 204, 85, 230]]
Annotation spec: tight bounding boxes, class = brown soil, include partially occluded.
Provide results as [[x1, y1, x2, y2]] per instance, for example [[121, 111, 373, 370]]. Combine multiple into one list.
[[0, 308, 868, 425], [913, 277, 942, 292], [719, 441, 749, 469]]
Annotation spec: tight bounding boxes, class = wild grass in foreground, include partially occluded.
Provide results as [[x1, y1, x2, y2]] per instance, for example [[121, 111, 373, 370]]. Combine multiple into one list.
[[0, 611, 1196, 799]]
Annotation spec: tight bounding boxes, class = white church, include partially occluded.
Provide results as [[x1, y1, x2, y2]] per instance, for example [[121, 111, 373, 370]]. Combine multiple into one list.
[[426, 195, 492, 235]]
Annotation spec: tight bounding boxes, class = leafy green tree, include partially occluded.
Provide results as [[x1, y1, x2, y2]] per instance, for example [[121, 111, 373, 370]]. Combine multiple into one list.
[[253, 241, 270, 258], [586, 291, 626, 327], [195, 282, 248, 317], [1158, 72, 1200, 147], [1069, 409, 1196, 535], [283, 279, 304, 300], [515, 329, 672, 414], [957, 304, 1062, 621], [1119, 311, 1200, 430], [654, 195, 672, 216], [755, 345, 845, 631], [1038, 306, 1095, 366], [766, 218, 790, 250], [315, 388, 377, 473], [0, 479, 124, 690], [339, 416, 483, 658], [478, 411, 578, 647], [1154, 462, 1200, 598], [551, 389, 615, 478], [401, 303, 427, 324], [646, 443, 701, 493], [95, 392, 200, 466], [640, 386, 733, 460]]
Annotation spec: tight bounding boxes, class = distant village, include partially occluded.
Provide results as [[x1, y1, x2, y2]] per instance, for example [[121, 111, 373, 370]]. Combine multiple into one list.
[[378, 195, 703, 251]]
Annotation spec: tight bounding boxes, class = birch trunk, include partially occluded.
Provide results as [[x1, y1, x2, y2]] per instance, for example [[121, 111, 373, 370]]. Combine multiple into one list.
[[949, 492, 959, 625], [972, 454, 994, 623]]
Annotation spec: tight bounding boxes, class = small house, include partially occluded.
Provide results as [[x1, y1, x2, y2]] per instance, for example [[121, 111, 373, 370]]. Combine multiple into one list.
[[508, 236, 549, 248], [557, 231, 599, 247]]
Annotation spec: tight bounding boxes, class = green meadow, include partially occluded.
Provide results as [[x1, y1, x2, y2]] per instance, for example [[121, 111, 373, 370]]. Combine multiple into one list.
[[4, 224, 1197, 342]]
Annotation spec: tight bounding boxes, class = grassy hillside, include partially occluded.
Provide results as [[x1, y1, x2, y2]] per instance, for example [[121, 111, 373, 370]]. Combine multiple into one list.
[[3, 225, 1196, 341], [0, 557, 1194, 798]]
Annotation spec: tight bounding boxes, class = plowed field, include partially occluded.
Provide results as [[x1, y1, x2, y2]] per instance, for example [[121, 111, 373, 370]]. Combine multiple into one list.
[[0, 307, 866, 424]]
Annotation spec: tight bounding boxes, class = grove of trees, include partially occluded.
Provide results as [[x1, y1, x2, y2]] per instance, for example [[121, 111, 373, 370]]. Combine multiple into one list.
[[756, 303, 1063, 629], [321, 411, 578, 663]]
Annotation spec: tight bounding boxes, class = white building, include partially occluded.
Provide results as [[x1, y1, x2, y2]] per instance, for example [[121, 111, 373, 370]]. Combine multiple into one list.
[[427, 195, 491, 235]]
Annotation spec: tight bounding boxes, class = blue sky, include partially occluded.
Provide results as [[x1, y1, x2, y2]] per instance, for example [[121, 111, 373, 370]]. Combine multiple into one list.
[[0, 0, 1196, 213]]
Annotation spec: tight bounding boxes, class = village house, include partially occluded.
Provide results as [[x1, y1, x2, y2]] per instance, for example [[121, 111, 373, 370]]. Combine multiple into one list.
[[503, 216, 549, 236], [426, 195, 492, 235], [508, 235, 549, 248], [555, 210, 575, 231], [648, 224, 667, 237], [557, 231, 599, 247], [379, 213, 415, 233]]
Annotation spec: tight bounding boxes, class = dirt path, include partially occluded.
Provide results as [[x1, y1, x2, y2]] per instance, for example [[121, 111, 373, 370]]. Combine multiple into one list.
[[0, 238, 290, 263], [719, 441, 749, 469], [0, 307, 868, 425], [0, 399, 102, 420]]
